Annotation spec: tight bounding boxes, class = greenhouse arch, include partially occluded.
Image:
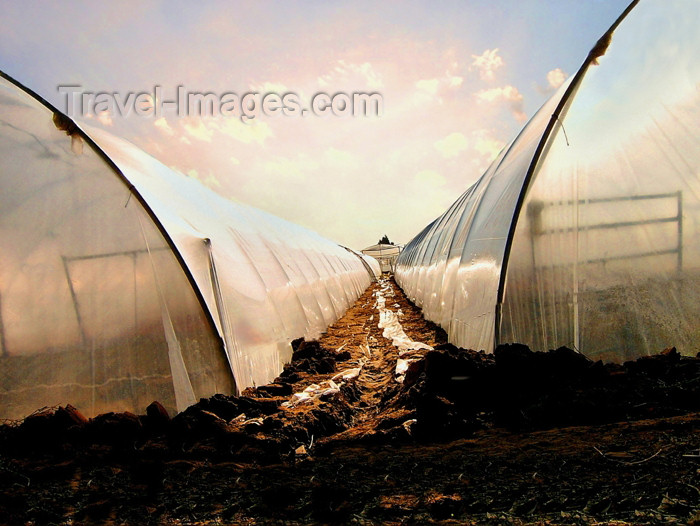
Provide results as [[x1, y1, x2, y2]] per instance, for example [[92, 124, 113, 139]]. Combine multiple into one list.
[[396, 0, 700, 362], [0, 71, 380, 419]]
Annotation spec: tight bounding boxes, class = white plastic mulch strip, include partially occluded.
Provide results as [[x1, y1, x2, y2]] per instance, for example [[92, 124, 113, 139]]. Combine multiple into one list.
[[282, 364, 362, 408], [374, 279, 432, 382], [283, 379, 341, 408]]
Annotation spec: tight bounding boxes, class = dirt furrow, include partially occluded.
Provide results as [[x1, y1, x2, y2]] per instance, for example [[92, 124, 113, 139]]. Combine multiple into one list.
[[1, 277, 699, 524]]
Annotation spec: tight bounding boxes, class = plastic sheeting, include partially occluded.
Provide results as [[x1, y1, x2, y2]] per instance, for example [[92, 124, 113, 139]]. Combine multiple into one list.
[[345, 246, 382, 281], [88, 125, 377, 391], [396, 78, 569, 353], [0, 74, 232, 419], [0, 73, 376, 419], [396, 0, 700, 361], [373, 278, 432, 382], [361, 243, 402, 273]]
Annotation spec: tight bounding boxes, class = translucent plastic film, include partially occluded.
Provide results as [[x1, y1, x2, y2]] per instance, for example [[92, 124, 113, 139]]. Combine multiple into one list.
[[396, 85, 569, 352], [85, 127, 374, 391], [501, 0, 700, 361], [397, 1, 700, 361], [356, 249, 382, 279], [361, 244, 401, 273], [0, 76, 233, 419]]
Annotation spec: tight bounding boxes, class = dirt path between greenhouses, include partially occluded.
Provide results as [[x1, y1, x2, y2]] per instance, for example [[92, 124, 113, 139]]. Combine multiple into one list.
[[1, 277, 699, 525]]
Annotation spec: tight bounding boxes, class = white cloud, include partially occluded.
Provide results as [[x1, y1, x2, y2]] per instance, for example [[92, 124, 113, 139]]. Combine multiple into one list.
[[324, 147, 357, 168], [318, 59, 384, 89], [472, 129, 505, 161], [413, 71, 464, 105], [184, 119, 214, 142], [353, 62, 384, 89], [447, 74, 464, 88], [537, 68, 569, 94], [263, 154, 318, 181], [415, 169, 446, 187], [214, 118, 272, 145], [546, 67, 568, 90], [97, 110, 113, 126], [471, 48, 504, 81], [415, 78, 440, 95], [476, 85, 527, 123], [252, 81, 288, 93], [154, 117, 175, 136], [476, 85, 520, 103], [187, 168, 222, 188], [434, 132, 468, 158]]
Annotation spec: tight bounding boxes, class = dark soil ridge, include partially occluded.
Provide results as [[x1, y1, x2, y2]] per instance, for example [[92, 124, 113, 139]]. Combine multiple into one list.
[[1, 279, 699, 524], [1, 342, 698, 460]]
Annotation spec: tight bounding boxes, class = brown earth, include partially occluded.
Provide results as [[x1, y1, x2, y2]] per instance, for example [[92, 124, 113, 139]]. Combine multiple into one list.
[[0, 277, 699, 525]]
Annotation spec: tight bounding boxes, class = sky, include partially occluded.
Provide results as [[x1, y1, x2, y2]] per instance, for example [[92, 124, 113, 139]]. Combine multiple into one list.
[[0, 0, 632, 250]]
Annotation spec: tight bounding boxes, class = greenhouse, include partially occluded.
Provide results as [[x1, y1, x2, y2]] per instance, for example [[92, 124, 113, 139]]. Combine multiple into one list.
[[1, 0, 698, 424], [396, 0, 700, 363], [0, 72, 380, 419], [361, 243, 402, 273]]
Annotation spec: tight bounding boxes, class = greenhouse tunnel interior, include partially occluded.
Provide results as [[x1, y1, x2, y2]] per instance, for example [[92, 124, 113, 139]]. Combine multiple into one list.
[[396, 0, 700, 363], [0, 72, 380, 420]]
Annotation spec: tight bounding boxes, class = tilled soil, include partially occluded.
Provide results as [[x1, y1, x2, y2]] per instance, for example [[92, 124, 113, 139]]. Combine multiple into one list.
[[0, 277, 699, 525]]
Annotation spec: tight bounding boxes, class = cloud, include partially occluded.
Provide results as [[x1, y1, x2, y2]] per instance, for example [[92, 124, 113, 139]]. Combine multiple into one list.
[[187, 168, 222, 188], [472, 129, 505, 161], [352, 62, 384, 89], [263, 154, 319, 181], [252, 81, 288, 93], [154, 117, 175, 136], [213, 118, 272, 145], [471, 48, 504, 81], [546, 68, 568, 90], [318, 60, 383, 89], [537, 68, 569, 94], [416, 78, 440, 95], [476, 85, 527, 123], [183, 119, 214, 142], [96, 110, 113, 126], [324, 147, 357, 168], [434, 132, 468, 158], [447, 74, 463, 88], [413, 71, 464, 105], [414, 169, 446, 187], [476, 85, 519, 103]]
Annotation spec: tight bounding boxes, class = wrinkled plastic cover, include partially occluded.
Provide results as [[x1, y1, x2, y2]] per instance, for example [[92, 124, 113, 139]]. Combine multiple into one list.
[[0, 76, 233, 418], [85, 126, 375, 391], [344, 246, 382, 279], [362, 244, 402, 273], [396, 82, 569, 352], [361, 244, 401, 258], [0, 76, 375, 418], [501, 0, 700, 361], [397, 1, 700, 361]]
